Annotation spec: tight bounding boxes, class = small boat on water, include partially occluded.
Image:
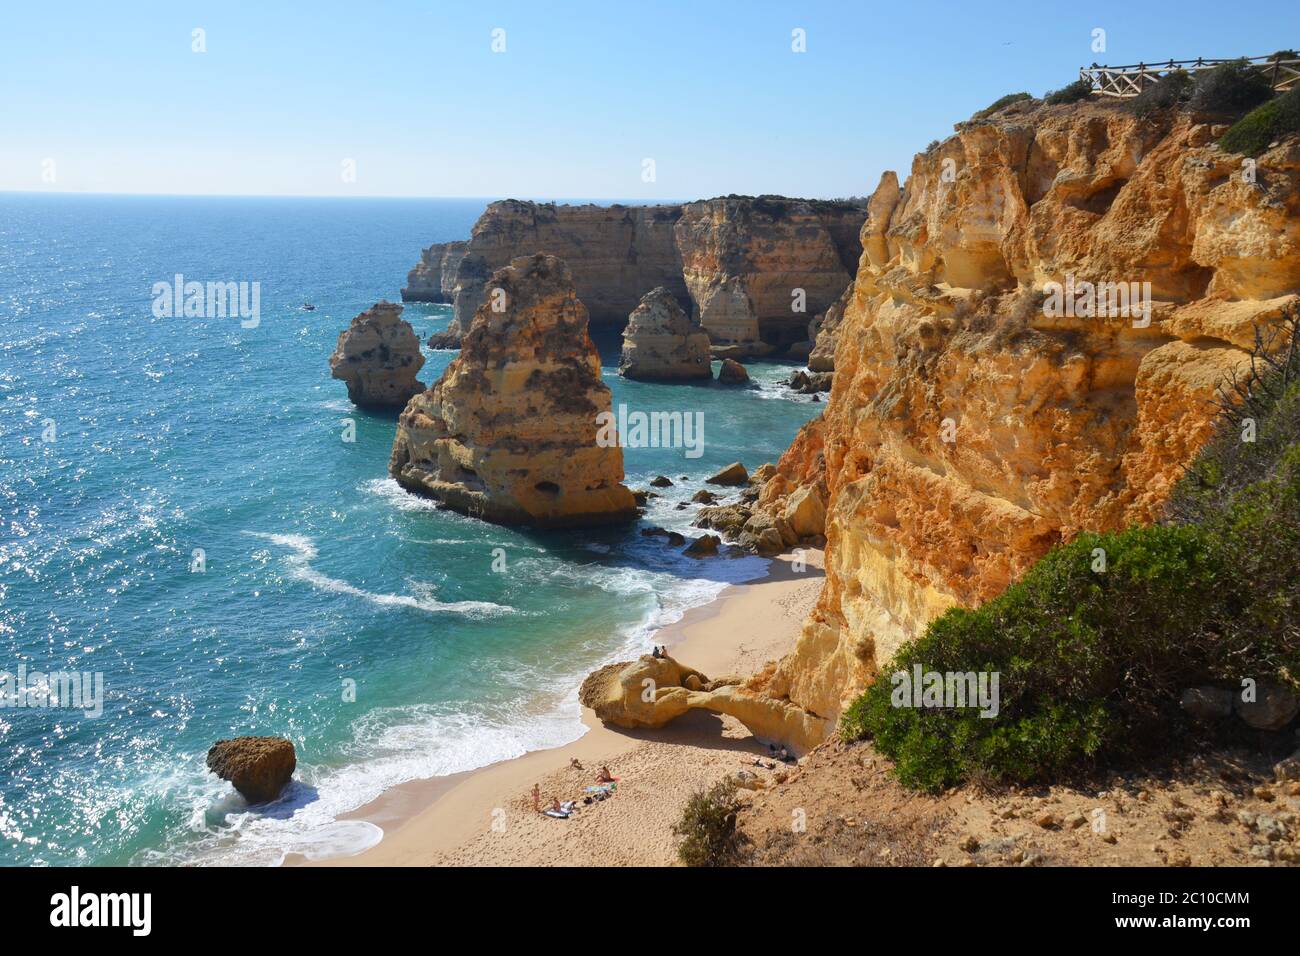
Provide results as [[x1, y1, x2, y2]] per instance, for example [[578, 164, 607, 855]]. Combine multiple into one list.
[[301, 303, 316, 311]]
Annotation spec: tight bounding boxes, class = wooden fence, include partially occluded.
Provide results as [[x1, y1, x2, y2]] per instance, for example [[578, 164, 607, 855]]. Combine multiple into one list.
[[1080, 54, 1300, 98]]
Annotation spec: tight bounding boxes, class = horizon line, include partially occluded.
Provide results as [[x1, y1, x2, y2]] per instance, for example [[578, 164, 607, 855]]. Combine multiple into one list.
[[0, 188, 866, 203]]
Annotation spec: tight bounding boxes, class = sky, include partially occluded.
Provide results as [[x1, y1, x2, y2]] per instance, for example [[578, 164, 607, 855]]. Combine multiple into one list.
[[1, 0, 1295, 200]]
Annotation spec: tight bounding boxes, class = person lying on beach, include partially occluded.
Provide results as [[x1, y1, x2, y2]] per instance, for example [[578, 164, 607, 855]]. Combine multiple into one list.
[[594, 766, 615, 784]]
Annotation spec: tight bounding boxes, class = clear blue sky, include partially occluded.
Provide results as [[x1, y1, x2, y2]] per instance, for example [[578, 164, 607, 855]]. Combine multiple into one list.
[[1, 0, 1293, 200]]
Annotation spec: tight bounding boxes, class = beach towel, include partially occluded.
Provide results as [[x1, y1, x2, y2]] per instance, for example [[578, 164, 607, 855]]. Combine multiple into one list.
[[544, 809, 571, 818]]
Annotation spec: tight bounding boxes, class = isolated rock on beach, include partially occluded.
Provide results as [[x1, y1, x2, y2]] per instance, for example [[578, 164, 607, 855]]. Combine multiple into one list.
[[619, 287, 712, 380], [389, 254, 638, 528], [329, 301, 426, 409], [206, 736, 296, 803], [580, 654, 828, 754]]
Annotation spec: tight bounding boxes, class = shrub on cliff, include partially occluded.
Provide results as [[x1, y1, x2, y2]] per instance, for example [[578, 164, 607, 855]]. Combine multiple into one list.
[[1218, 86, 1300, 156], [843, 308, 1300, 792], [840, 525, 1225, 791], [1044, 79, 1093, 105], [1188, 58, 1274, 114], [971, 92, 1033, 121], [673, 779, 746, 866], [1128, 69, 1194, 118]]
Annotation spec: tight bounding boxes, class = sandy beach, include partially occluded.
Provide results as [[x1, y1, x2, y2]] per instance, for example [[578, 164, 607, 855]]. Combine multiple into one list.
[[313, 549, 824, 867]]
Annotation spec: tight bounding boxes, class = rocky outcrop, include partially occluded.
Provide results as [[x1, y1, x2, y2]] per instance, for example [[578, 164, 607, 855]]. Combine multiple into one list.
[[206, 736, 296, 803], [580, 654, 827, 753], [619, 287, 712, 380], [402, 240, 468, 303], [807, 281, 852, 373], [404, 197, 868, 356], [706, 462, 749, 485], [745, 100, 1300, 746], [787, 369, 833, 394], [427, 318, 465, 350], [676, 196, 866, 356], [389, 254, 638, 528], [718, 358, 749, 384], [329, 301, 426, 409]]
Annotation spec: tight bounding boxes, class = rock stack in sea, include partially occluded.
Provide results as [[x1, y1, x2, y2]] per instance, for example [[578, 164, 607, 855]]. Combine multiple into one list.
[[618, 286, 712, 380], [401, 196, 868, 359], [389, 254, 638, 528], [329, 301, 427, 409]]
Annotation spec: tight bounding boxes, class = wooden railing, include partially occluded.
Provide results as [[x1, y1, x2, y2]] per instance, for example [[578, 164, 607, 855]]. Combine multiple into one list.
[[1080, 54, 1300, 98]]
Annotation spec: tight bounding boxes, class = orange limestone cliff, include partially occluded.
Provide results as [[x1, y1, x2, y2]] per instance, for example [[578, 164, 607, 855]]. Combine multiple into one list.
[[738, 98, 1299, 746], [388, 254, 638, 528]]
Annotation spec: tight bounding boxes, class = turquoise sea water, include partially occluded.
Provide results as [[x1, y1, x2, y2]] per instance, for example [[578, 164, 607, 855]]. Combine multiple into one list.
[[0, 194, 821, 866]]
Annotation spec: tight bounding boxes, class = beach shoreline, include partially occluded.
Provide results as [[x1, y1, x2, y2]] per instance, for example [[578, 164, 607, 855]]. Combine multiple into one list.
[[302, 548, 823, 867]]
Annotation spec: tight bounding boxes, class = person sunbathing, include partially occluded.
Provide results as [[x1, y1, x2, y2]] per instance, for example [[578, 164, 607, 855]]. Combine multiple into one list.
[[595, 766, 615, 784]]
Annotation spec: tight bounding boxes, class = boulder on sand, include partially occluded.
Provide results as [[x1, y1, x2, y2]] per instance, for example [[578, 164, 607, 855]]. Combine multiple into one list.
[[206, 736, 297, 803]]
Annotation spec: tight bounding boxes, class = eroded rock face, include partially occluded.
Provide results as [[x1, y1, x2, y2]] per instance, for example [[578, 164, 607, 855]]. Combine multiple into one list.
[[580, 655, 827, 754], [807, 281, 853, 373], [427, 318, 465, 350], [750, 101, 1300, 743], [402, 240, 468, 303], [389, 254, 637, 528], [619, 287, 712, 380], [329, 301, 426, 409], [206, 736, 296, 803], [447, 202, 689, 331], [676, 196, 866, 356], [404, 197, 868, 356]]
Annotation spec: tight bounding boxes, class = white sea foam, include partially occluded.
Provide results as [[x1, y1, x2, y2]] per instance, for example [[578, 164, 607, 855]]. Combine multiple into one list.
[[245, 531, 513, 617]]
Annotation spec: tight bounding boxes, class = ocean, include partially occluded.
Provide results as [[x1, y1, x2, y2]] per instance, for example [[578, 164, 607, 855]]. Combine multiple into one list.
[[0, 193, 821, 866]]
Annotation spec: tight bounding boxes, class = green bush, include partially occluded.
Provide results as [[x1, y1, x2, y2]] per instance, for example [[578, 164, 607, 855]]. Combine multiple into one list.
[[1128, 69, 1194, 118], [1189, 58, 1274, 114], [841, 525, 1227, 791], [1219, 86, 1300, 156], [672, 780, 744, 866], [843, 308, 1300, 792], [1044, 79, 1093, 105], [972, 92, 1033, 121]]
